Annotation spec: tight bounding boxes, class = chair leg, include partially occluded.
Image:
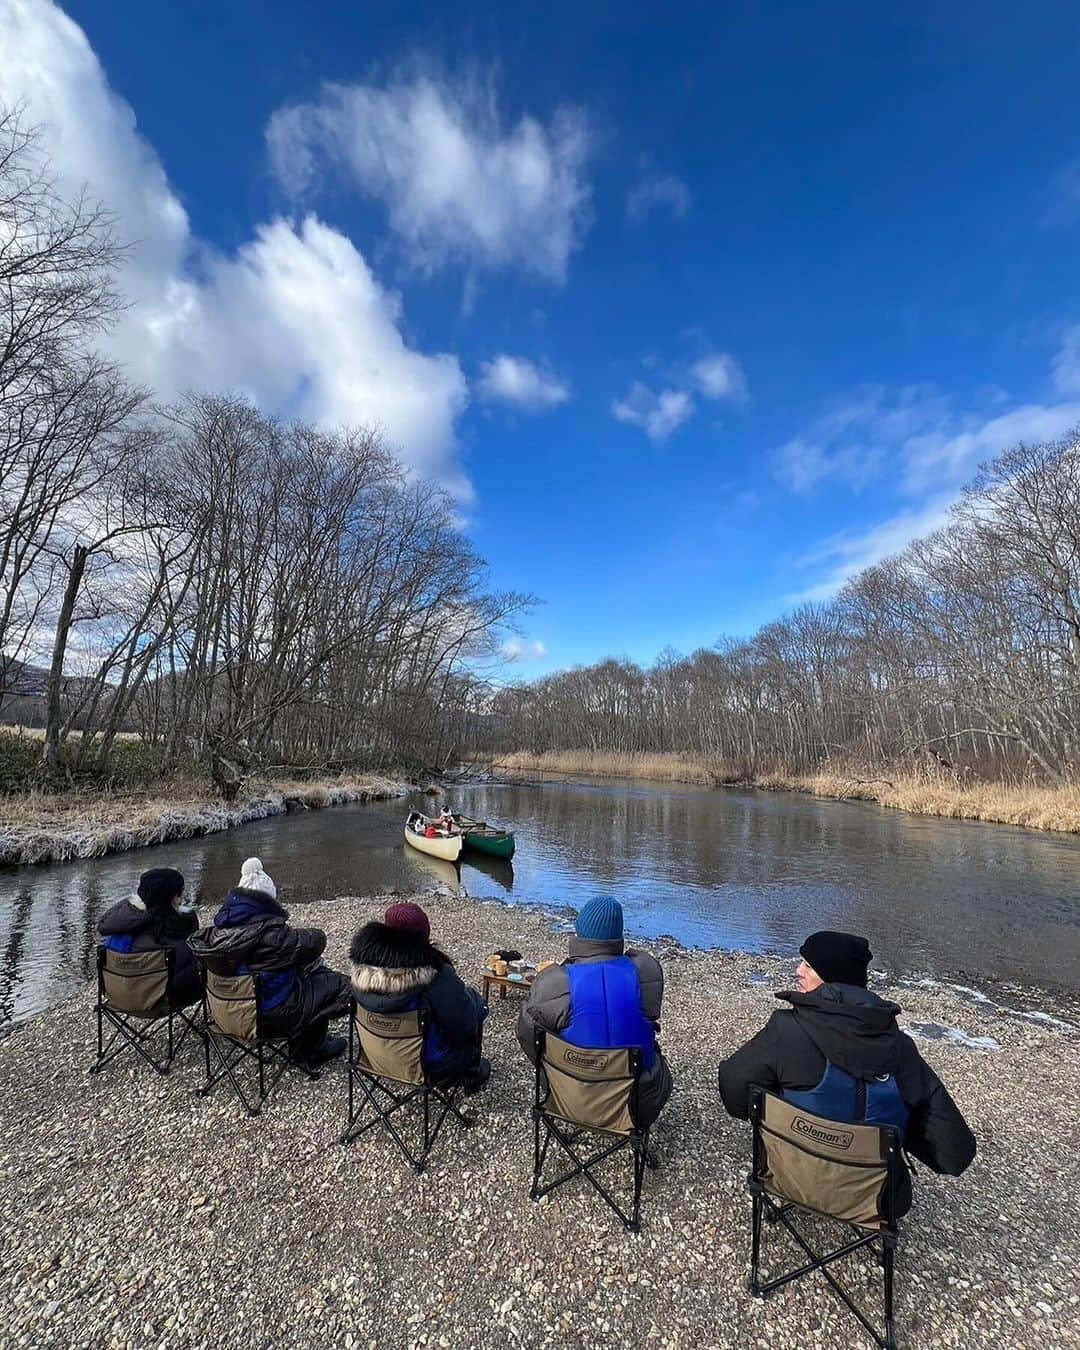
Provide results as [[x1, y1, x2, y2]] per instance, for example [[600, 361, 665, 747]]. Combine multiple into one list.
[[629, 1138, 647, 1233], [530, 1109, 542, 1200], [750, 1189, 764, 1295], [91, 1010, 174, 1076], [883, 1240, 897, 1350], [93, 998, 104, 1072], [200, 1033, 261, 1116], [533, 1118, 644, 1230]]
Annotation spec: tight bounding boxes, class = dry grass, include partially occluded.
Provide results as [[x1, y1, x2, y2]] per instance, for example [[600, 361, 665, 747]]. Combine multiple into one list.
[[0, 774, 406, 867], [495, 750, 1080, 834], [495, 749, 725, 785], [0, 726, 141, 741]]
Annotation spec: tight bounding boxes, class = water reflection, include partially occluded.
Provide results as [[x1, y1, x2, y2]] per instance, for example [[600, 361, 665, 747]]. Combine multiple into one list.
[[462, 852, 514, 893], [2, 777, 1080, 1024]]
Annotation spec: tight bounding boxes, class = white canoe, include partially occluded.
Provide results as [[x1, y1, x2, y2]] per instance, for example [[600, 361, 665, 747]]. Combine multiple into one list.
[[404, 820, 463, 862]]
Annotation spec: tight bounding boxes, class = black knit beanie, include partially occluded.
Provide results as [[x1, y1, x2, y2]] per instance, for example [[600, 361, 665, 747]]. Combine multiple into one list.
[[137, 867, 185, 913], [799, 930, 872, 988]]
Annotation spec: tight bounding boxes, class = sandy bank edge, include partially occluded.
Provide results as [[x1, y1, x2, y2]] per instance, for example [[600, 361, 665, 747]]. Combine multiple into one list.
[[0, 776, 411, 869]]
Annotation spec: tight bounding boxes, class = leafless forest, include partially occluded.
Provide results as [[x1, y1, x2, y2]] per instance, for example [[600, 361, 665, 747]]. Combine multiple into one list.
[[492, 432, 1080, 787], [0, 110, 521, 794], [5, 104, 1079, 801]]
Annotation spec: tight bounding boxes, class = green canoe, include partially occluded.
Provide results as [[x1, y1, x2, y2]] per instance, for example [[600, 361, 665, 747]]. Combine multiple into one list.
[[454, 813, 516, 859]]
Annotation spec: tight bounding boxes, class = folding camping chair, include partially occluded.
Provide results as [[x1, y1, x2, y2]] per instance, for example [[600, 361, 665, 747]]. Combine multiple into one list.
[[747, 1086, 907, 1350], [90, 944, 202, 1076], [529, 1027, 655, 1233], [339, 999, 476, 1173], [196, 965, 320, 1116]]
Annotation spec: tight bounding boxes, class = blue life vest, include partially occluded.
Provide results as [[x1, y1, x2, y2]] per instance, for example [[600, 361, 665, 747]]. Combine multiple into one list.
[[231, 962, 292, 1014], [784, 1060, 909, 1138], [563, 958, 656, 1071]]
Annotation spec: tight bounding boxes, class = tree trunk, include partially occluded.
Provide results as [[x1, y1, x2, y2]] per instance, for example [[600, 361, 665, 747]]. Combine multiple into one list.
[[43, 544, 90, 779]]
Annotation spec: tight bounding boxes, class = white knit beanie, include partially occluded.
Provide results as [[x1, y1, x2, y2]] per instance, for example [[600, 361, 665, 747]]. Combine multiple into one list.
[[239, 856, 277, 900]]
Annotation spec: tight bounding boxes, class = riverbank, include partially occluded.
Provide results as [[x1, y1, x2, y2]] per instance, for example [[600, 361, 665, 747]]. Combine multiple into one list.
[[0, 775, 409, 868], [495, 750, 1080, 835], [1, 889, 1076, 1349]]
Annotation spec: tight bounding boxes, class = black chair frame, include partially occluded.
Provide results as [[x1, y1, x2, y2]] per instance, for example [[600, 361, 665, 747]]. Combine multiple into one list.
[[90, 945, 203, 1076], [339, 999, 476, 1173], [748, 1086, 903, 1350], [197, 985, 320, 1117], [529, 1027, 654, 1233]]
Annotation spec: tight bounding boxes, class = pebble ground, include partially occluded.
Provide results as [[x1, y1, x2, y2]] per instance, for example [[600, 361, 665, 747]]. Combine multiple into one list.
[[1, 888, 1077, 1349]]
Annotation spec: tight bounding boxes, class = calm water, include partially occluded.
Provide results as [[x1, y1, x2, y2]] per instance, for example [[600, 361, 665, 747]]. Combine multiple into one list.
[[2, 776, 1079, 1024]]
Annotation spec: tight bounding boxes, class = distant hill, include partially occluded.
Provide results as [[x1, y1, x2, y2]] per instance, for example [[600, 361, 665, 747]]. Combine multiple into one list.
[[0, 656, 49, 698]]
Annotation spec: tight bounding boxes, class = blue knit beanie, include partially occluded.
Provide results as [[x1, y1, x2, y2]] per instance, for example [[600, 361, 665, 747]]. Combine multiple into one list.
[[575, 895, 624, 942]]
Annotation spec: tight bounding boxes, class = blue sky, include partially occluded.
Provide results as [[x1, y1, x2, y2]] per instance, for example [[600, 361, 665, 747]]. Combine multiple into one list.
[[5, 0, 1080, 671]]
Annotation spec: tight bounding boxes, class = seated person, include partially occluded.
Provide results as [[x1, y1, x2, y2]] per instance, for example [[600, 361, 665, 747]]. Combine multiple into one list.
[[718, 929, 976, 1213], [98, 866, 201, 1007], [516, 896, 673, 1128], [349, 902, 490, 1091], [189, 857, 350, 1066]]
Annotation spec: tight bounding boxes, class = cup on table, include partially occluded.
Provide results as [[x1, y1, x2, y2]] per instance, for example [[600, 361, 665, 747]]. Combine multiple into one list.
[[492, 958, 509, 977]]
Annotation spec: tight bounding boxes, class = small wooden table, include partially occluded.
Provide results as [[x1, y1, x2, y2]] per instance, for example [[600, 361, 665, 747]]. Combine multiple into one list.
[[481, 971, 535, 1002]]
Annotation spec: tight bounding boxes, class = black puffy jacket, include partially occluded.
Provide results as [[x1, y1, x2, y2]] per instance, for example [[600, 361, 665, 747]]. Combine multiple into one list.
[[98, 897, 201, 1007], [188, 888, 349, 1035], [349, 922, 487, 1078], [718, 984, 977, 1186]]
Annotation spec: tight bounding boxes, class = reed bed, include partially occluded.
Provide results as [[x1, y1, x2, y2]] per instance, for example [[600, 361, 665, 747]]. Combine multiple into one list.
[[495, 749, 724, 785], [0, 776, 406, 867], [495, 751, 1080, 835]]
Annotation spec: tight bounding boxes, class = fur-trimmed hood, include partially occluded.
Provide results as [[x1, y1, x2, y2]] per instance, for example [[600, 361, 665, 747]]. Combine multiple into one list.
[[349, 921, 451, 996]]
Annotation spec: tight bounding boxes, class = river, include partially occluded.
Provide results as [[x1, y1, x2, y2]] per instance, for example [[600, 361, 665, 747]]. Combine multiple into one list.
[[2, 775, 1079, 1025]]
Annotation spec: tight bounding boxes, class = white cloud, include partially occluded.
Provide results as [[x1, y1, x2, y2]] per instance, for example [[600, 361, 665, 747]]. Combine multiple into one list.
[[501, 637, 547, 662], [1052, 324, 1080, 396], [267, 76, 591, 283], [792, 494, 959, 601], [691, 352, 747, 402], [902, 401, 1080, 493], [477, 356, 569, 412], [611, 382, 695, 443], [782, 352, 1080, 598], [772, 386, 952, 495], [612, 349, 746, 443], [626, 171, 691, 223], [0, 0, 470, 494]]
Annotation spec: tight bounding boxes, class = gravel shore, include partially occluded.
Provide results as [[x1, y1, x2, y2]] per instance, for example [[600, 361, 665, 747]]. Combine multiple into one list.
[[1, 887, 1077, 1349]]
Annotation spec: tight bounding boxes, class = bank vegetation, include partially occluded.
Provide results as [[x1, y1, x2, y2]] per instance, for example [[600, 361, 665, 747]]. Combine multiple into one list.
[[492, 421, 1080, 831], [0, 108, 524, 802]]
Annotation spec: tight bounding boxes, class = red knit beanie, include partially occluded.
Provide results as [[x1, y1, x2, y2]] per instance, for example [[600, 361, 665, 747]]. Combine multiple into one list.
[[383, 902, 430, 941]]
